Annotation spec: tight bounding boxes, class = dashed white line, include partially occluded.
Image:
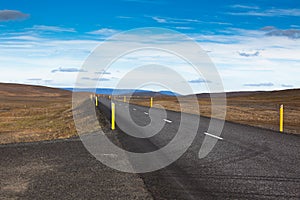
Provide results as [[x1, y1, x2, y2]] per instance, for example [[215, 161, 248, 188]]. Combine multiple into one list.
[[204, 132, 223, 140], [101, 153, 118, 158], [144, 112, 149, 115], [163, 119, 172, 123]]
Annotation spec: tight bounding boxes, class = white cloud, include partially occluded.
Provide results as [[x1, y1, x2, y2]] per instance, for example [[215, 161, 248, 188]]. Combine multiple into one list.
[[266, 29, 300, 39], [244, 82, 274, 87], [29, 25, 76, 32], [0, 33, 99, 87], [281, 84, 293, 88], [238, 51, 260, 57], [230, 4, 260, 10], [116, 16, 133, 19], [87, 28, 119, 35], [151, 16, 201, 24], [51, 67, 87, 73], [191, 28, 300, 91], [174, 26, 194, 30], [227, 8, 300, 17], [152, 16, 167, 23], [291, 25, 300, 28], [149, 16, 230, 26], [1, 27, 300, 92]]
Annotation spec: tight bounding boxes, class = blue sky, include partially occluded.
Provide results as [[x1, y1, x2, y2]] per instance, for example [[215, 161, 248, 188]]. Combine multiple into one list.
[[0, 0, 300, 92]]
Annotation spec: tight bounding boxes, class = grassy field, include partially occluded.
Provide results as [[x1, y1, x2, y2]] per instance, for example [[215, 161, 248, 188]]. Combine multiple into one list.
[[127, 89, 300, 134], [0, 83, 77, 144]]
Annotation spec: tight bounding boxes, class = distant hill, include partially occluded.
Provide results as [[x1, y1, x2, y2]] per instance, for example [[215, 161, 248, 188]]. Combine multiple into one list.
[[0, 83, 71, 97], [189, 89, 300, 99], [62, 88, 149, 95], [1, 83, 298, 99], [62, 88, 180, 96]]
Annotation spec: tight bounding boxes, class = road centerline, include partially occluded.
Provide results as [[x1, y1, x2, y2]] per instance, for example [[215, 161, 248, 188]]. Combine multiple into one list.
[[163, 119, 172, 123], [204, 132, 223, 140]]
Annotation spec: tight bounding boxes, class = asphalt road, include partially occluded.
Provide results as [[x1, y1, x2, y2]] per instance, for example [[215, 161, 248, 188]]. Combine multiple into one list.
[[0, 138, 152, 199], [1, 97, 300, 199], [98, 97, 300, 199]]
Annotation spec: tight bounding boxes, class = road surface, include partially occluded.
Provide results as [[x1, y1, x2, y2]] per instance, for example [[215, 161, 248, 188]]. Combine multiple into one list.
[[1, 97, 299, 199], [98, 97, 300, 199]]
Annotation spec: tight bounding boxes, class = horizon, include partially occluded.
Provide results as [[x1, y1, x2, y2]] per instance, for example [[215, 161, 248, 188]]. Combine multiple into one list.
[[0, 0, 299, 93], [1, 81, 299, 96]]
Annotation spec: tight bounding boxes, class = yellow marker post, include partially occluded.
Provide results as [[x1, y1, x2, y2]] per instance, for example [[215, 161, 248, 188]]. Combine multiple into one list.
[[150, 97, 153, 108], [95, 96, 98, 107], [280, 104, 284, 132], [111, 102, 115, 130], [124, 96, 126, 103]]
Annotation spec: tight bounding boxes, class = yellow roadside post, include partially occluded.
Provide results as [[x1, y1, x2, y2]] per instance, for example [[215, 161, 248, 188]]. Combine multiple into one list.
[[111, 102, 115, 130], [150, 97, 153, 107], [124, 96, 126, 103], [280, 104, 284, 132], [95, 96, 98, 107]]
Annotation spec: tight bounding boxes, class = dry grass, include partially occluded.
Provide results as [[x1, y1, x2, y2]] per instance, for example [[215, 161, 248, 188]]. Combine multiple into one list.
[[125, 89, 300, 134], [0, 83, 77, 144]]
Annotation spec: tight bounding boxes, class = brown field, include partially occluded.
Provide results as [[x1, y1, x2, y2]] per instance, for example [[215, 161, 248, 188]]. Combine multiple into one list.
[[1, 83, 299, 144], [0, 83, 77, 144], [127, 89, 300, 134]]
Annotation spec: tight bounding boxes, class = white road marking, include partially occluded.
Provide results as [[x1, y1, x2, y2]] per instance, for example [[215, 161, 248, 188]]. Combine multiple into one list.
[[144, 112, 149, 115], [163, 119, 172, 123], [101, 153, 118, 158], [204, 132, 223, 140], [133, 108, 136, 111]]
